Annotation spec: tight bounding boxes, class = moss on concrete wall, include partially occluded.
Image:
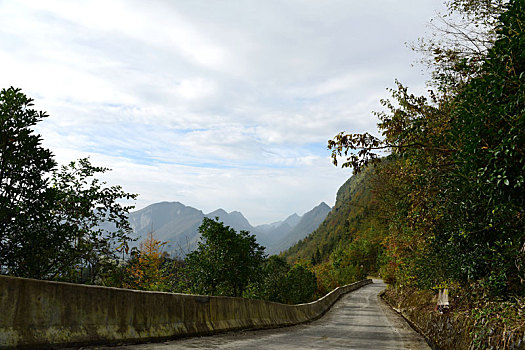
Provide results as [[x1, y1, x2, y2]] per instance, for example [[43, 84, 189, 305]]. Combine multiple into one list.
[[0, 275, 371, 348]]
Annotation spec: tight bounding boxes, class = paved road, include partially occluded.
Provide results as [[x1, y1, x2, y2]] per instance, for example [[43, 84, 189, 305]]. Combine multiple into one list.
[[89, 280, 429, 350]]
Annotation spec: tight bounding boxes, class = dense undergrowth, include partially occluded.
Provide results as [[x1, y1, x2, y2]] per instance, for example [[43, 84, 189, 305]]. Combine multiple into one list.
[[383, 285, 525, 349]]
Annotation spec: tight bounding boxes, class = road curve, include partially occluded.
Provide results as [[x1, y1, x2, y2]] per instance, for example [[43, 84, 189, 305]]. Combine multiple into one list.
[[90, 280, 429, 350]]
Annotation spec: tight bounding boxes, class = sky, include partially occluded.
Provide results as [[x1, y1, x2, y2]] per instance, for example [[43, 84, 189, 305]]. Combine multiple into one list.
[[0, 0, 446, 225]]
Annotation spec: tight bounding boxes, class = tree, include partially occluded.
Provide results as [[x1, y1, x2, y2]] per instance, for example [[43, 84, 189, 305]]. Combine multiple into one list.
[[311, 247, 322, 265], [1, 87, 58, 277], [124, 232, 170, 291], [282, 262, 317, 304], [418, 0, 508, 93], [50, 158, 136, 283], [183, 217, 266, 297], [248, 255, 291, 303], [0, 87, 136, 281]]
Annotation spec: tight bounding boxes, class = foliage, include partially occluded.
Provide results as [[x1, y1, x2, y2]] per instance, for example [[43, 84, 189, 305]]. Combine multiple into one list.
[[467, 291, 525, 349], [438, 0, 525, 294], [50, 158, 137, 283], [124, 232, 170, 291], [282, 262, 318, 304], [284, 166, 386, 294], [311, 261, 339, 296], [309, 241, 369, 297], [0, 87, 136, 282], [0, 87, 57, 278], [327, 0, 525, 298], [183, 217, 266, 297], [160, 255, 187, 292], [243, 256, 318, 304], [246, 255, 290, 302]]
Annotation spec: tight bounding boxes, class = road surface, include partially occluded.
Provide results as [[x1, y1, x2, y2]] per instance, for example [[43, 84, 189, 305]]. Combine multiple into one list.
[[87, 280, 429, 350]]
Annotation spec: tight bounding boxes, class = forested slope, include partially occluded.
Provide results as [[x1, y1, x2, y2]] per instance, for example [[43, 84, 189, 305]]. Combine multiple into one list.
[[283, 166, 386, 295], [317, 1, 525, 348], [284, 167, 371, 262]]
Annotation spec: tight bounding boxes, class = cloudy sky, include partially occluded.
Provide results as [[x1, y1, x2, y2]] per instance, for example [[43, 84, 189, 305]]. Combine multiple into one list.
[[0, 0, 445, 225]]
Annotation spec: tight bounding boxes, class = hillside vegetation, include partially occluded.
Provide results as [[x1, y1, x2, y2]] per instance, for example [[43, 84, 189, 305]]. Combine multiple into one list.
[[283, 166, 389, 296], [284, 0, 524, 348], [289, 0, 524, 300]]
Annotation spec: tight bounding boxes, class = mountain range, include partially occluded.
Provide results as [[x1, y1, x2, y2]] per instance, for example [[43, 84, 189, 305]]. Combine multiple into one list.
[[126, 201, 331, 256]]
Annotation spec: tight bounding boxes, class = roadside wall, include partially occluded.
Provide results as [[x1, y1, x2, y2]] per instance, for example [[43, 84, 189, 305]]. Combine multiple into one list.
[[0, 275, 371, 348]]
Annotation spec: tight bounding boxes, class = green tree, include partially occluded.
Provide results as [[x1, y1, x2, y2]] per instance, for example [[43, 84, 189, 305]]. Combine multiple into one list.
[[245, 255, 321, 304], [183, 217, 266, 296], [1, 87, 59, 277], [50, 158, 136, 283], [251, 255, 291, 303], [0, 87, 136, 281], [282, 262, 317, 304], [311, 247, 322, 265]]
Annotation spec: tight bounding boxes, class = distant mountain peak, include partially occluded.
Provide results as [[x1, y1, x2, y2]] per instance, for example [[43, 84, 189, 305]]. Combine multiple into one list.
[[282, 213, 301, 227], [206, 208, 228, 217], [266, 203, 331, 255], [229, 210, 246, 218], [205, 208, 252, 232], [160, 200, 184, 205]]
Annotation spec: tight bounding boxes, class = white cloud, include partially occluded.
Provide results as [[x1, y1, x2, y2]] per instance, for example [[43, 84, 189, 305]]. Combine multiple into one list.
[[312, 71, 383, 97], [85, 153, 349, 226], [0, 0, 447, 224], [172, 77, 217, 100]]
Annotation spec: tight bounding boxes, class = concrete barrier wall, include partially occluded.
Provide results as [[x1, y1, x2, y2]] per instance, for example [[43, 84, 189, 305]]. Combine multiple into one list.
[[0, 275, 371, 348]]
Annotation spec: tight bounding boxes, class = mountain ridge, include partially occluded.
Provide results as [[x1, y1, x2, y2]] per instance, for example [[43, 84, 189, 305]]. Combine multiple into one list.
[[126, 201, 331, 256], [266, 202, 331, 255]]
